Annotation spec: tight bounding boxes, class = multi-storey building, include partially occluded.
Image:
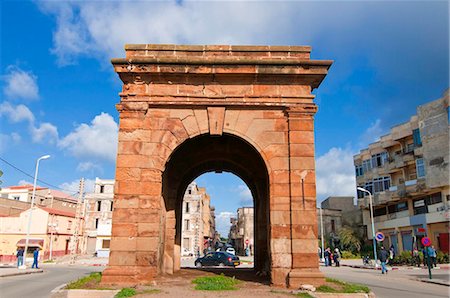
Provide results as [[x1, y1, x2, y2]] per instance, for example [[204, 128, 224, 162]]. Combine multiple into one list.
[[229, 207, 254, 255], [83, 178, 115, 257], [181, 182, 215, 256], [354, 90, 449, 253]]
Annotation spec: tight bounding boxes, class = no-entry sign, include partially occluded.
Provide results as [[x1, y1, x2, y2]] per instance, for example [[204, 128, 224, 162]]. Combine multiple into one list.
[[421, 237, 431, 247], [375, 232, 385, 242]]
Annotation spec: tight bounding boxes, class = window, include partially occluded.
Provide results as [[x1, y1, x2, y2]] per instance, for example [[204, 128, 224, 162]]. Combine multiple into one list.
[[188, 189, 192, 195], [102, 240, 110, 249], [364, 182, 373, 195], [371, 152, 388, 168], [110, 202, 114, 211], [355, 165, 364, 177], [373, 176, 391, 193], [374, 207, 387, 217], [184, 219, 190, 231], [100, 185, 105, 193], [357, 187, 365, 199], [413, 129, 422, 147], [388, 201, 408, 214], [183, 238, 190, 250], [185, 202, 190, 213], [68, 220, 72, 230], [405, 143, 414, 153], [97, 201, 101, 211], [362, 159, 372, 173], [13, 196, 20, 200], [331, 219, 335, 233], [427, 193, 442, 205], [413, 199, 427, 215], [416, 158, 425, 178], [95, 218, 99, 229]]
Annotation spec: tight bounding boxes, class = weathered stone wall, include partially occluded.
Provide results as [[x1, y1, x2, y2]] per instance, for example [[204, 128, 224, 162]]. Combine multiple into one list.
[[102, 45, 332, 287]]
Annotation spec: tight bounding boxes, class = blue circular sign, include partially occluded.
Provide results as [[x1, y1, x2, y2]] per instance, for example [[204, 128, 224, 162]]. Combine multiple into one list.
[[375, 232, 385, 242]]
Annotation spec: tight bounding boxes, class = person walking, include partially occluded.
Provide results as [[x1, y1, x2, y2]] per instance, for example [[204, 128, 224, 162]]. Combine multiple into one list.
[[324, 247, 331, 266], [413, 248, 420, 267], [430, 246, 437, 268], [333, 248, 341, 267], [16, 247, 24, 268], [32, 248, 39, 269], [389, 245, 395, 261], [379, 246, 389, 274]]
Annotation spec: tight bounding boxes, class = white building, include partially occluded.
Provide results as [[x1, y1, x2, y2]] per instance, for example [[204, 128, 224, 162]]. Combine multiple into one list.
[[83, 178, 114, 257]]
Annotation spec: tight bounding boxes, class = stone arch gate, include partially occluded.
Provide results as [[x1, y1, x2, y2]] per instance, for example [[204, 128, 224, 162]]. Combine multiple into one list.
[[102, 45, 332, 288]]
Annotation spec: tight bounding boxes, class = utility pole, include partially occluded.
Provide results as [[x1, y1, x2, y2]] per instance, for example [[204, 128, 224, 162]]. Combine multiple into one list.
[[69, 178, 84, 265]]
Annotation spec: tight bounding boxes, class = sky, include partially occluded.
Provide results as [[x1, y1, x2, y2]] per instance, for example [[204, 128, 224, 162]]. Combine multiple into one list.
[[0, 1, 448, 236]]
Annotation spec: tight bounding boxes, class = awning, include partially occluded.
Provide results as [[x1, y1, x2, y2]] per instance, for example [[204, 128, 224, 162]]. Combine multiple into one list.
[[16, 239, 44, 248]]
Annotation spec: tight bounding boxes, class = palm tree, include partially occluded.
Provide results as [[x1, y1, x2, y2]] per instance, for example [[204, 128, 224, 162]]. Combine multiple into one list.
[[339, 227, 361, 253]]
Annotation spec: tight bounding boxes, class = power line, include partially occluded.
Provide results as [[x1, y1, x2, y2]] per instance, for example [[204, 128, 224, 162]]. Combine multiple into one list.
[[0, 156, 79, 194]]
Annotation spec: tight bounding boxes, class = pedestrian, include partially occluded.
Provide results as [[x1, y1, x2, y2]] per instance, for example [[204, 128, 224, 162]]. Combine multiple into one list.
[[389, 245, 395, 260], [16, 247, 24, 268], [324, 247, 331, 266], [413, 248, 420, 267], [318, 247, 322, 259], [422, 247, 428, 267], [333, 248, 341, 267], [430, 246, 437, 268], [379, 246, 389, 274], [32, 248, 39, 269]]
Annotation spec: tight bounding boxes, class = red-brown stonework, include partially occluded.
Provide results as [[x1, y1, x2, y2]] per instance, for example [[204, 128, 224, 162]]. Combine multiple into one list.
[[102, 44, 332, 288]]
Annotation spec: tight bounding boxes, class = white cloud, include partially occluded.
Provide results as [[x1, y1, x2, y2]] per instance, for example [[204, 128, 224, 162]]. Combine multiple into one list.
[[0, 132, 21, 154], [59, 178, 95, 193], [232, 184, 252, 205], [3, 66, 39, 100], [215, 211, 235, 238], [38, 1, 294, 65], [77, 161, 102, 173], [358, 119, 384, 148], [316, 147, 356, 204], [18, 180, 33, 186], [58, 112, 118, 162], [30, 122, 59, 144], [0, 102, 35, 123]]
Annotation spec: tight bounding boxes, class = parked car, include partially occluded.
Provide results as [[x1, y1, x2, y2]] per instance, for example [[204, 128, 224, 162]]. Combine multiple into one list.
[[195, 252, 240, 267], [226, 247, 236, 255]]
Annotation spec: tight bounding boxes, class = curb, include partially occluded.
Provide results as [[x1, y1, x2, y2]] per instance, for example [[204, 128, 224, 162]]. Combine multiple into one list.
[[0, 269, 44, 277], [416, 278, 450, 287], [340, 264, 399, 271]]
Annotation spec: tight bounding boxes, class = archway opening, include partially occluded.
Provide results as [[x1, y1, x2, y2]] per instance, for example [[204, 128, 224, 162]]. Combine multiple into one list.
[[179, 173, 255, 270], [161, 133, 270, 279]]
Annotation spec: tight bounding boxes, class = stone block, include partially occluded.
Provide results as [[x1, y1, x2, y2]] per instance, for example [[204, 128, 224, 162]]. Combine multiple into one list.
[[112, 223, 137, 237], [137, 222, 160, 237], [292, 253, 319, 268], [138, 197, 161, 209], [136, 237, 159, 251], [290, 157, 315, 170], [270, 196, 290, 211], [110, 237, 137, 251], [114, 196, 139, 209], [272, 253, 292, 268], [292, 239, 317, 254], [116, 167, 141, 181], [271, 182, 290, 197], [136, 251, 158, 266], [292, 224, 317, 239], [271, 224, 291, 238], [113, 208, 138, 223], [270, 238, 291, 254], [292, 210, 316, 225], [271, 268, 290, 287], [290, 131, 314, 144], [288, 269, 325, 288], [270, 210, 291, 225], [136, 209, 160, 223], [290, 144, 315, 157]]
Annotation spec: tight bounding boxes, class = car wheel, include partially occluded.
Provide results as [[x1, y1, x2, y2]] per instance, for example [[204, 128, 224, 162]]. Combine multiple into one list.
[[195, 262, 202, 268], [219, 262, 225, 267]]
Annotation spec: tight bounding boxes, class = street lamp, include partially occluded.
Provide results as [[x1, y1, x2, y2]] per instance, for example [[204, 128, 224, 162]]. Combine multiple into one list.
[[23, 154, 50, 267], [357, 186, 378, 268]]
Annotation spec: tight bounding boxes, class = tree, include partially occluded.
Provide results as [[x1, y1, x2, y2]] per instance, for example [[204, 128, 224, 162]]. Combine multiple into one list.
[[339, 227, 362, 253]]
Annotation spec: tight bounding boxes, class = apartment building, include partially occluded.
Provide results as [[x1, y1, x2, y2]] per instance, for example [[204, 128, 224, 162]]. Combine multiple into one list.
[[229, 207, 254, 255], [354, 90, 449, 253], [181, 182, 215, 256], [83, 178, 114, 257]]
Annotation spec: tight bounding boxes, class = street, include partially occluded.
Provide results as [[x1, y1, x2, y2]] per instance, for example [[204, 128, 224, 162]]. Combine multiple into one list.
[[0, 265, 103, 298], [321, 265, 449, 298]]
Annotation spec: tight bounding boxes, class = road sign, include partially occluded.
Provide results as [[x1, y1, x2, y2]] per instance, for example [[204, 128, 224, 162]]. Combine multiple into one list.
[[421, 237, 431, 247], [375, 232, 385, 242], [245, 239, 249, 245]]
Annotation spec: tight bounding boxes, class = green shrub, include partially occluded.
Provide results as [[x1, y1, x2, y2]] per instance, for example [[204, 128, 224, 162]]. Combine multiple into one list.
[[66, 272, 102, 289], [341, 250, 360, 259], [192, 274, 240, 291], [115, 288, 137, 298], [437, 251, 449, 264]]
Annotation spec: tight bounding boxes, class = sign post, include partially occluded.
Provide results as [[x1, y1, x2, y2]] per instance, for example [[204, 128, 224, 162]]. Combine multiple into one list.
[[375, 232, 385, 242], [421, 237, 432, 279]]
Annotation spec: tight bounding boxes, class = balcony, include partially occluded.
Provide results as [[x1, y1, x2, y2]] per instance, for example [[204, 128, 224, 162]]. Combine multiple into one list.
[[374, 191, 391, 205]]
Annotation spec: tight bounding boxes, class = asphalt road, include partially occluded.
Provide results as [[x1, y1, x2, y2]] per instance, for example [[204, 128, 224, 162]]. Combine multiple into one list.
[[0, 265, 104, 298], [321, 265, 449, 298]]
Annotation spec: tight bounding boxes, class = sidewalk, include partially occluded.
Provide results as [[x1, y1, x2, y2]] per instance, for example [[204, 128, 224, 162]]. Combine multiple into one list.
[[0, 265, 43, 277]]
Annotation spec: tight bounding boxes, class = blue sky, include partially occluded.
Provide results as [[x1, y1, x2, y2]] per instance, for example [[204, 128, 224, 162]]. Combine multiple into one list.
[[0, 1, 448, 236]]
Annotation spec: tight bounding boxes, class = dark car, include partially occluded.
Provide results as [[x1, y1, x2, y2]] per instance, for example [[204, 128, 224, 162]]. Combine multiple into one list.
[[195, 251, 240, 268]]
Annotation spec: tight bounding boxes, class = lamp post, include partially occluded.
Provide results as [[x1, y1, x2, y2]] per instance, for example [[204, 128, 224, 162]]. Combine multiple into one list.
[[23, 155, 50, 267], [357, 187, 378, 268], [48, 221, 58, 261], [319, 206, 325, 261]]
